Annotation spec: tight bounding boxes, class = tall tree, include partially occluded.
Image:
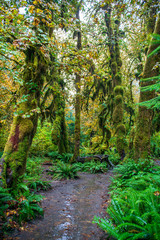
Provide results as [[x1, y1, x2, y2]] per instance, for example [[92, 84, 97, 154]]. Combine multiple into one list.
[[72, 1, 82, 161], [0, 0, 58, 188], [134, 13, 160, 159]]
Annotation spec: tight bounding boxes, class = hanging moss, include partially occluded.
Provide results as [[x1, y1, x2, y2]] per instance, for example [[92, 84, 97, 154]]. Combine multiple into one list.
[[117, 58, 122, 68], [115, 95, 123, 104], [115, 19, 120, 25], [115, 73, 122, 85], [116, 124, 126, 135], [51, 116, 61, 145], [128, 127, 135, 158], [111, 62, 117, 74], [116, 137, 126, 159], [112, 105, 123, 124], [114, 86, 124, 96]]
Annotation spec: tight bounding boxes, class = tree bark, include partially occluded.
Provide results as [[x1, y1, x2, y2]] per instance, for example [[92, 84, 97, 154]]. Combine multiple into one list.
[[134, 14, 160, 160], [72, 5, 82, 161], [0, 47, 47, 188]]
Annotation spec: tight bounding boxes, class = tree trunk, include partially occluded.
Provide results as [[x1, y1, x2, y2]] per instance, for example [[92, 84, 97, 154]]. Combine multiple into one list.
[[51, 106, 69, 154], [0, 47, 47, 188], [72, 5, 82, 161], [104, 6, 126, 159], [134, 14, 160, 160]]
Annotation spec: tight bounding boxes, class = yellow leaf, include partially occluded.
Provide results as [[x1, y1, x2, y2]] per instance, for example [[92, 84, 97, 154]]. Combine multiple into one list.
[[29, 5, 35, 14], [36, 8, 43, 14]]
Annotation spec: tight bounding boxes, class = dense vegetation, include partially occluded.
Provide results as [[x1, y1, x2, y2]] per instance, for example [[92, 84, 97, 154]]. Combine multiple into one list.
[[0, 0, 160, 239]]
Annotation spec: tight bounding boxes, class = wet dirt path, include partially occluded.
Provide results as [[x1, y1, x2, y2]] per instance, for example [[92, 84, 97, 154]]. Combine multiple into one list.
[[12, 171, 113, 240]]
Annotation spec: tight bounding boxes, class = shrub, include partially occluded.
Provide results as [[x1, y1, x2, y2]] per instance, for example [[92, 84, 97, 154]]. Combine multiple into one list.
[[83, 161, 108, 173], [105, 147, 120, 165], [27, 179, 52, 192], [0, 184, 44, 234], [94, 160, 160, 240], [46, 151, 73, 163], [29, 121, 56, 156], [151, 133, 160, 157], [50, 162, 78, 180], [25, 157, 44, 178]]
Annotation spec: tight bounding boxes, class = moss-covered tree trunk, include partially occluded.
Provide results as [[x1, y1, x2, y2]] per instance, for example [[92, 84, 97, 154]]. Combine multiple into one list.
[[0, 47, 47, 188], [51, 103, 69, 154], [104, 6, 126, 159], [72, 5, 82, 161], [134, 14, 160, 159]]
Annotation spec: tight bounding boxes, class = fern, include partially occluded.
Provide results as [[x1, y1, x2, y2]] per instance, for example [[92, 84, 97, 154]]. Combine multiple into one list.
[[93, 216, 119, 239], [139, 33, 160, 110]]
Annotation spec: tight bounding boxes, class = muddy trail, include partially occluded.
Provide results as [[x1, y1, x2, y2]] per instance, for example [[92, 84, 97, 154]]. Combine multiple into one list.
[[11, 171, 113, 240]]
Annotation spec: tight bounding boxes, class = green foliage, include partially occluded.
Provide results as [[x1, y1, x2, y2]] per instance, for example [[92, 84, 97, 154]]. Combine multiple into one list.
[[72, 161, 108, 173], [25, 157, 44, 177], [0, 184, 44, 233], [46, 151, 73, 163], [0, 151, 3, 158], [114, 159, 154, 179], [94, 160, 160, 240], [151, 133, 160, 157], [50, 162, 78, 180], [17, 192, 43, 223], [27, 179, 52, 192], [83, 161, 108, 173], [139, 34, 160, 110], [29, 121, 56, 156], [0, 187, 13, 218], [105, 147, 120, 165]]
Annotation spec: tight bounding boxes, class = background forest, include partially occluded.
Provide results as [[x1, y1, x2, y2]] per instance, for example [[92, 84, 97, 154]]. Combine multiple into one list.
[[0, 0, 160, 239]]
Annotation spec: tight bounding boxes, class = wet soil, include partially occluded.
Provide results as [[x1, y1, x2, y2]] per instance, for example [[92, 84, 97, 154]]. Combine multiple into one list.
[[10, 171, 114, 240]]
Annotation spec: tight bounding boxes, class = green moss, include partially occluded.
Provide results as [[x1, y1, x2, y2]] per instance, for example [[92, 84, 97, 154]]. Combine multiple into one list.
[[111, 62, 117, 74], [115, 19, 120, 25], [115, 73, 122, 85], [116, 137, 127, 157], [116, 124, 126, 135], [115, 95, 122, 104], [19, 118, 33, 139], [117, 58, 122, 67], [112, 105, 123, 124], [114, 86, 124, 96], [2, 135, 31, 188]]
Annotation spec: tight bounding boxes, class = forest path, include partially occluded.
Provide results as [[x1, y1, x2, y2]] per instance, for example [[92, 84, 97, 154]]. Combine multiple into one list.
[[11, 171, 113, 240]]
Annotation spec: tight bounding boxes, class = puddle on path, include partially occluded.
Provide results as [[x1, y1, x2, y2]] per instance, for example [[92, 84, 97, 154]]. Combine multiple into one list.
[[10, 172, 113, 240]]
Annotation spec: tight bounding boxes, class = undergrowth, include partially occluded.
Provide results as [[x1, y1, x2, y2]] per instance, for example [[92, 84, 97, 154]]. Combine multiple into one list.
[[94, 159, 160, 240]]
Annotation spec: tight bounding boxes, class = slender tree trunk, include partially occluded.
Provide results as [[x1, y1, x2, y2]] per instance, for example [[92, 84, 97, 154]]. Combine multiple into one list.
[[0, 47, 47, 188], [51, 104, 69, 154], [104, 6, 126, 159], [134, 14, 160, 160], [72, 5, 82, 161]]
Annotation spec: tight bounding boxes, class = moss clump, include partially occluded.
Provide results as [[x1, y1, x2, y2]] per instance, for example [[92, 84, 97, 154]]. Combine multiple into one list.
[[116, 124, 126, 135], [115, 95, 123, 104], [116, 137, 126, 158], [111, 62, 117, 74], [115, 19, 120, 25], [19, 118, 33, 140], [112, 105, 123, 124], [2, 135, 31, 188], [114, 86, 124, 96], [115, 73, 122, 85], [117, 58, 122, 68]]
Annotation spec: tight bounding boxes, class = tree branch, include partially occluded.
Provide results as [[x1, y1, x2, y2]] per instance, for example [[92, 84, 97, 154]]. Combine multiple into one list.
[[0, 52, 22, 66]]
